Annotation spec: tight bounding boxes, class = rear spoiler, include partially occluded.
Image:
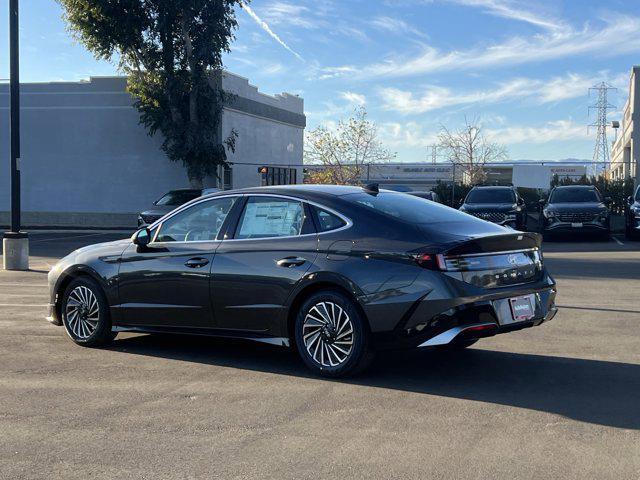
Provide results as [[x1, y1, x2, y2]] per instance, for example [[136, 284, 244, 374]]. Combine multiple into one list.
[[443, 232, 542, 257]]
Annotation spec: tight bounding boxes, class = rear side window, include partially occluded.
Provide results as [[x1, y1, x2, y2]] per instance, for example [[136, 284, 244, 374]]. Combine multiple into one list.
[[344, 192, 477, 224], [313, 206, 346, 232], [236, 197, 306, 239]]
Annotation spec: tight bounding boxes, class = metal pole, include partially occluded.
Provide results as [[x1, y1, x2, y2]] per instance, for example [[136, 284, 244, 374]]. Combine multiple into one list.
[[451, 163, 456, 207], [9, 0, 20, 232], [3, 0, 29, 271]]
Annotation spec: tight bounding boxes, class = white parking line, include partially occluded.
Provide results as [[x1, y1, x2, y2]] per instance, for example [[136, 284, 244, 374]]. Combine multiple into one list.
[[0, 293, 48, 297], [611, 236, 624, 246], [0, 304, 48, 307], [0, 283, 48, 288]]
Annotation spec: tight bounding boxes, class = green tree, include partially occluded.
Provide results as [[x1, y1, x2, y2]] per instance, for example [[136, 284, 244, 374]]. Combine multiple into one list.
[[304, 106, 396, 185], [58, 0, 243, 186]]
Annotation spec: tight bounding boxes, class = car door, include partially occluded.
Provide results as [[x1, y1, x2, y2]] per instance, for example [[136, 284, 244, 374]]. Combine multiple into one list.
[[117, 195, 239, 328], [211, 195, 318, 334]]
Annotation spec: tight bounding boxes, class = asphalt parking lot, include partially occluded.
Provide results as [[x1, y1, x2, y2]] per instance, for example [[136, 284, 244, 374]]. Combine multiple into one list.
[[1, 231, 640, 479]]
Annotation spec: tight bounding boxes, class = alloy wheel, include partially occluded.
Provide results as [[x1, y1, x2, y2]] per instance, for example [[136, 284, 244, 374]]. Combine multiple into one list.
[[65, 285, 100, 339], [302, 301, 354, 367]]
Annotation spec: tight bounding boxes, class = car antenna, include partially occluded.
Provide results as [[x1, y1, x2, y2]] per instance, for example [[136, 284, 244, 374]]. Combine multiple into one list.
[[363, 183, 379, 195]]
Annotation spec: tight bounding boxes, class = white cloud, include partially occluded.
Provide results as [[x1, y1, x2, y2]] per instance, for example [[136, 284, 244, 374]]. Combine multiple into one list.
[[340, 91, 367, 105], [259, 2, 315, 29], [379, 72, 628, 114], [322, 14, 640, 79], [242, 3, 304, 61], [369, 16, 428, 38], [445, 0, 563, 31], [486, 120, 590, 144], [378, 122, 439, 148]]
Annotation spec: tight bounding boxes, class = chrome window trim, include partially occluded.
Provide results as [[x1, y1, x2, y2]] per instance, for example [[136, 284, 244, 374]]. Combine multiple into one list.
[[145, 193, 353, 246], [224, 194, 353, 242]]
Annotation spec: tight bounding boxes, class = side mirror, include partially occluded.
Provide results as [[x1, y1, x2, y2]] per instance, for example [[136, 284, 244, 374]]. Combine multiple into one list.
[[132, 227, 151, 247]]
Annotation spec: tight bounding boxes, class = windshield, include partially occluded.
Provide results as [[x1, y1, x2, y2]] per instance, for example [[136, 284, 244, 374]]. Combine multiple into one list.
[[344, 192, 482, 223], [465, 189, 516, 204], [550, 188, 600, 203], [155, 190, 201, 206], [636, 187, 640, 202]]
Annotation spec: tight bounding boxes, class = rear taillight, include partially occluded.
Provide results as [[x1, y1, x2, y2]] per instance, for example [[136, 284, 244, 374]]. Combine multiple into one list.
[[412, 253, 446, 270]]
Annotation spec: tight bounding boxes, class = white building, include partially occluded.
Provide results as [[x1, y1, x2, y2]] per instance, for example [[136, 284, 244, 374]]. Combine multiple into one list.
[[610, 66, 639, 183], [0, 72, 305, 228]]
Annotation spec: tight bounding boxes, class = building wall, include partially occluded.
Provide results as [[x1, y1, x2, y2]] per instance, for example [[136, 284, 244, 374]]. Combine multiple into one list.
[[0, 74, 304, 228], [610, 66, 639, 183]]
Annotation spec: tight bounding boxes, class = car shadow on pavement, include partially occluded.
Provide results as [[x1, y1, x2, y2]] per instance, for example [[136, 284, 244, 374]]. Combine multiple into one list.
[[109, 334, 640, 430]]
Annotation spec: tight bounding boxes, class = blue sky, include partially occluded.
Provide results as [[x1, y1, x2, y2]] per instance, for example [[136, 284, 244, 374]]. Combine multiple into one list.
[[1, 0, 639, 162]]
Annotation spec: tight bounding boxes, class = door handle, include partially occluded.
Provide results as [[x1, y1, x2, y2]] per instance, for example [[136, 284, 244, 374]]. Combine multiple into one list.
[[184, 257, 209, 268], [276, 257, 307, 268]]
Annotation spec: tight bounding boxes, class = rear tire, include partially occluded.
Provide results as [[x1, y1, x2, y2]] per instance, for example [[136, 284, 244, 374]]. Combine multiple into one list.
[[294, 290, 373, 377], [62, 277, 116, 347]]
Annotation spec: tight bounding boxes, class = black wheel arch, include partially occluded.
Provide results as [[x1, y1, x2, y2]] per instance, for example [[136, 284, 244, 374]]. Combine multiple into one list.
[[54, 266, 109, 323]]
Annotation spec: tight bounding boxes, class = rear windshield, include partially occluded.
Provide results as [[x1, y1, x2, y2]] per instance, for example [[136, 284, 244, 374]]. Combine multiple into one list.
[[549, 188, 600, 203], [344, 192, 479, 223], [465, 189, 516, 204], [155, 190, 201, 206]]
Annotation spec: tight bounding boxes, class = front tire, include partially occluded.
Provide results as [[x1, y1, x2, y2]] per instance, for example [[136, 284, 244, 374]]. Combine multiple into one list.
[[294, 290, 373, 377], [62, 277, 116, 347]]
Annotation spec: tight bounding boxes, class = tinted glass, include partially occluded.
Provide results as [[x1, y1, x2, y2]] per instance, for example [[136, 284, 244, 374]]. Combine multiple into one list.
[[549, 188, 600, 203], [465, 189, 516, 204], [155, 197, 237, 242], [344, 192, 479, 223], [314, 206, 346, 232], [155, 190, 201, 206], [236, 197, 305, 239]]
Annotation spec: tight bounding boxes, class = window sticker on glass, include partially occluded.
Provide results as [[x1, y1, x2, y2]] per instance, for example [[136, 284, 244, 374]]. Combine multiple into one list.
[[237, 199, 304, 239]]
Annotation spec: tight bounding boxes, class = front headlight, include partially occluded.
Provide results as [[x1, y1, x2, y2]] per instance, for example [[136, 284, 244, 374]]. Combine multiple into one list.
[[543, 209, 556, 219]]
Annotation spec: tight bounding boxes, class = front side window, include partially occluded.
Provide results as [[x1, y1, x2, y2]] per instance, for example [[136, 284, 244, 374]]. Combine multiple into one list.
[[550, 188, 600, 203], [155, 197, 237, 242], [236, 197, 305, 239], [465, 189, 516, 204]]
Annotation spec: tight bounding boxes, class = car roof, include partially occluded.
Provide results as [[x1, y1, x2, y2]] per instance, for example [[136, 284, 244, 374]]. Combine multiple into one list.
[[471, 185, 514, 190], [203, 184, 369, 199], [553, 185, 595, 189]]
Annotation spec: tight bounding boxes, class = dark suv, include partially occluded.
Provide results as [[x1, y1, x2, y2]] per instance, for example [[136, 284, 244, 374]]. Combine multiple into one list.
[[459, 186, 527, 230], [626, 186, 640, 239], [138, 188, 220, 226], [540, 185, 611, 239]]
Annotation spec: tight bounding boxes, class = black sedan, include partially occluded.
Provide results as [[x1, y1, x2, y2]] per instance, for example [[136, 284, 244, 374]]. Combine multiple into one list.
[[47, 185, 557, 377], [540, 185, 611, 239], [625, 186, 640, 239], [459, 186, 527, 230], [138, 188, 220, 226]]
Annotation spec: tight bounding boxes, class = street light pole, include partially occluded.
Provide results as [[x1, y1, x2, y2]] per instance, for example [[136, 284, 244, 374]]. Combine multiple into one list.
[[3, 0, 29, 271]]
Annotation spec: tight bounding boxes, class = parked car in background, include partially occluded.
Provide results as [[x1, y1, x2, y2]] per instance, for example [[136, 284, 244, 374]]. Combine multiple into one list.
[[409, 191, 441, 203], [137, 188, 220, 226], [459, 186, 527, 230], [47, 185, 557, 378], [540, 185, 611, 239], [625, 186, 640, 239]]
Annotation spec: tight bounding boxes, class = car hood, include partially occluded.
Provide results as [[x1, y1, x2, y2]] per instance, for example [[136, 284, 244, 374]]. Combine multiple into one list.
[[415, 220, 540, 254], [545, 202, 607, 213], [462, 203, 516, 212], [50, 238, 132, 279], [140, 205, 174, 217]]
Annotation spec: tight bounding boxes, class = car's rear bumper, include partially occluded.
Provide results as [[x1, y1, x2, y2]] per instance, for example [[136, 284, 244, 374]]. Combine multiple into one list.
[[369, 278, 557, 350]]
